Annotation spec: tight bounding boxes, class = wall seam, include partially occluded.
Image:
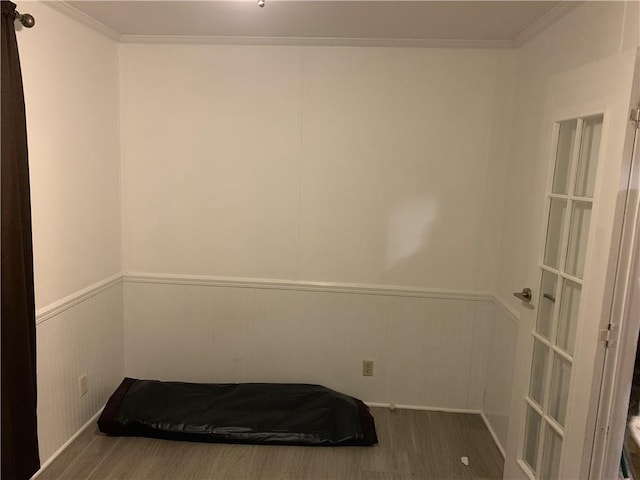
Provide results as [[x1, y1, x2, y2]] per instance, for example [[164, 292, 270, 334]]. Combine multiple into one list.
[[295, 47, 305, 281]]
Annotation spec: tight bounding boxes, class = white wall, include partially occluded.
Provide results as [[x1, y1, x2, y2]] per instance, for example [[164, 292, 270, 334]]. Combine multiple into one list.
[[20, 4, 122, 309], [17, 1, 124, 465], [119, 44, 516, 410], [120, 45, 514, 291]]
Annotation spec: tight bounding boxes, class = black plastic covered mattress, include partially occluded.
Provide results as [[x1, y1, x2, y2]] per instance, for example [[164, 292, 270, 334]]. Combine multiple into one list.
[[98, 378, 378, 446]]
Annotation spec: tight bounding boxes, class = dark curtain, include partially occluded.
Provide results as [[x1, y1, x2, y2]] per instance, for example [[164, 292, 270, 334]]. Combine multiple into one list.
[[1, 2, 40, 479]]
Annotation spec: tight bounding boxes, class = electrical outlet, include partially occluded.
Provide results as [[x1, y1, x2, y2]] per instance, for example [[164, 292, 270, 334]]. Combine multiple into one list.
[[78, 374, 88, 397], [362, 360, 374, 377]]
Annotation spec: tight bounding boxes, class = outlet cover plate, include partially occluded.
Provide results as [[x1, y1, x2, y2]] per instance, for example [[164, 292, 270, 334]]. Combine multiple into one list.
[[362, 360, 374, 376]]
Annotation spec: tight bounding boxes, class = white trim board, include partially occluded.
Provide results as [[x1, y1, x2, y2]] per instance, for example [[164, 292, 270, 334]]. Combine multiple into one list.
[[513, 1, 582, 46], [367, 402, 506, 458], [36, 273, 122, 325], [492, 295, 521, 325], [49, 0, 579, 49], [124, 272, 494, 302], [42, 1, 120, 41], [119, 35, 514, 49], [366, 402, 481, 415], [30, 407, 104, 480], [34, 272, 502, 326], [30, 402, 495, 479], [480, 411, 507, 458]]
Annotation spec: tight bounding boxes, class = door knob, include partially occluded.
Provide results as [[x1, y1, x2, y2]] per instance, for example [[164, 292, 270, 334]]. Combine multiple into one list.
[[513, 288, 533, 304]]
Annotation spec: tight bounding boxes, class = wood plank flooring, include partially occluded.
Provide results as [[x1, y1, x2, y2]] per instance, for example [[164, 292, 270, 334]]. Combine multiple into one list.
[[38, 408, 504, 479]]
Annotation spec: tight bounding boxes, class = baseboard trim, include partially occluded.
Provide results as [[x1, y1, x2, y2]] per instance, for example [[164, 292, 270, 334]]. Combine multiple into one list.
[[369, 402, 507, 458], [29, 401, 489, 480], [124, 272, 493, 302], [480, 411, 506, 458], [31, 407, 104, 480], [366, 402, 482, 415], [36, 274, 123, 325]]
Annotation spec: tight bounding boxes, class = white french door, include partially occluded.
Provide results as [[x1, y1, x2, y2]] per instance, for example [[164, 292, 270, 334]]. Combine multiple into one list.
[[505, 50, 638, 480], [520, 114, 604, 479]]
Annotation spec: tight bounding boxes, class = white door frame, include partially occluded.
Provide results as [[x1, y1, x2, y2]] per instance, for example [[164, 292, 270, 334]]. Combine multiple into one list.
[[589, 53, 640, 479]]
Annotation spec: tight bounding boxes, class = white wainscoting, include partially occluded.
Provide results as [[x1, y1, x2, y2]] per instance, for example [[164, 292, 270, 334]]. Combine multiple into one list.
[[481, 296, 520, 456], [32, 273, 516, 468], [35, 278, 124, 464], [124, 273, 492, 411]]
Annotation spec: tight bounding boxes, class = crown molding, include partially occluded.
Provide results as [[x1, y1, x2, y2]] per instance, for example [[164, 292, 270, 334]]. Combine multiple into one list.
[[43, 1, 121, 42], [514, 1, 583, 47], [46, 0, 578, 49], [118, 34, 515, 49]]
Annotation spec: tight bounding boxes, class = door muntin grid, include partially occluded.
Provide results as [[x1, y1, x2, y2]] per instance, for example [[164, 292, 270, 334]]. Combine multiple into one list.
[[520, 114, 604, 479]]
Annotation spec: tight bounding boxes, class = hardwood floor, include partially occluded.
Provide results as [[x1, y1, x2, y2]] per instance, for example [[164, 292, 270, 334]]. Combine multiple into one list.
[[37, 408, 504, 479]]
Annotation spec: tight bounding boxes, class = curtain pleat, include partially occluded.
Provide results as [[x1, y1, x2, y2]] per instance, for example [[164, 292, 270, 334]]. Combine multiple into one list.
[[1, 1, 40, 479]]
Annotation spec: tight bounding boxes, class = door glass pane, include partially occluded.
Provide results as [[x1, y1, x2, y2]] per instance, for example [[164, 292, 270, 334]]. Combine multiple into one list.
[[544, 199, 567, 269], [557, 279, 581, 355], [536, 271, 558, 338], [523, 406, 542, 473], [552, 120, 577, 194], [541, 426, 562, 480], [565, 201, 592, 279], [574, 115, 603, 197], [529, 340, 550, 406], [549, 353, 571, 427]]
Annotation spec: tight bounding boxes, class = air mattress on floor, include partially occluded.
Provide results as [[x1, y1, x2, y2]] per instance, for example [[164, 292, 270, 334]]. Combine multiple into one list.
[[98, 378, 378, 446]]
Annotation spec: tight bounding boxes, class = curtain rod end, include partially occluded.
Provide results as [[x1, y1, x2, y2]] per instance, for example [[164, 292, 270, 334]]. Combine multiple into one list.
[[15, 11, 35, 28]]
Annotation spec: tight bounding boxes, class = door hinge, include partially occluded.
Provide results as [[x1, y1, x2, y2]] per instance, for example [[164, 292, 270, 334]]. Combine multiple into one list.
[[599, 323, 618, 348], [631, 106, 640, 128]]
